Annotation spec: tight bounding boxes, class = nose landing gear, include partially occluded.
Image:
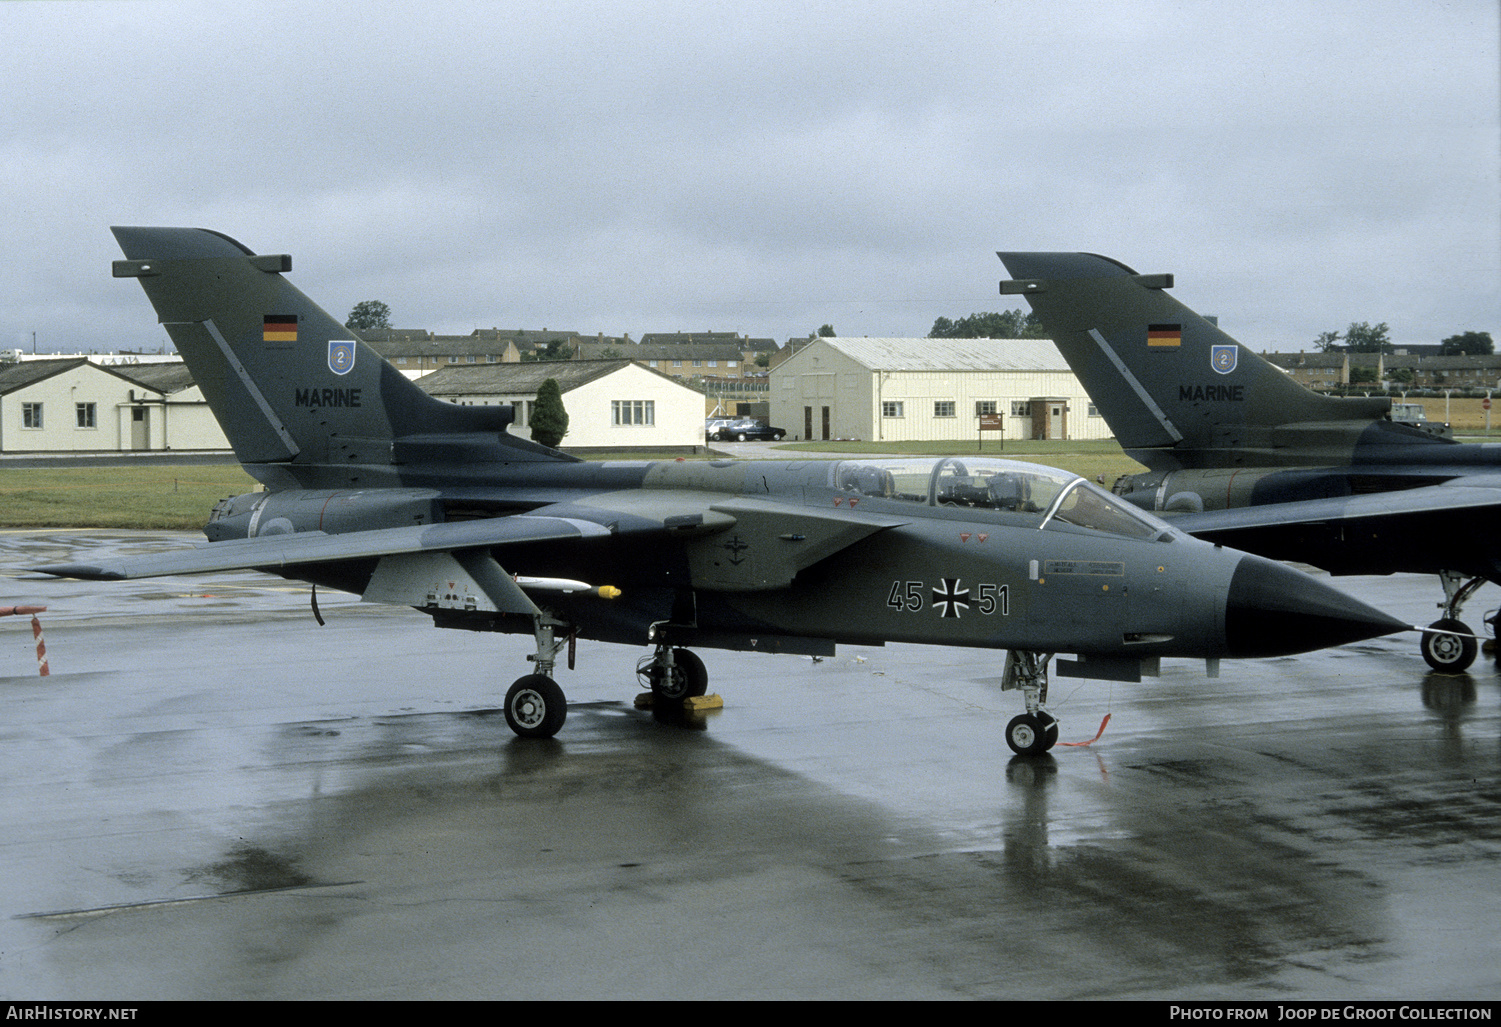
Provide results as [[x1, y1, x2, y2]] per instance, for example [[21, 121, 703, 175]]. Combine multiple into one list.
[[1002, 650, 1058, 757], [1422, 572, 1486, 672]]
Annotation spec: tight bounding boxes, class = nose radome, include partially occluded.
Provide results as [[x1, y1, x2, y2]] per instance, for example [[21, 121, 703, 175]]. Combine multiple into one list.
[[1224, 555, 1408, 657]]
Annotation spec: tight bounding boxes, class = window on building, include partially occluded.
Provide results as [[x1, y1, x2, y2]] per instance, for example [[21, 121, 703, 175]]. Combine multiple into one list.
[[612, 400, 656, 426], [22, 403, 42, 429], [882, 401, 904, 418], [707, 360, 717, 367], [975, 400, 997, 416], [934, 401, 955, 418], [76, 403, 96, 429], [1088, 403, 1100, 417], [1011, 401, 1031, 417]]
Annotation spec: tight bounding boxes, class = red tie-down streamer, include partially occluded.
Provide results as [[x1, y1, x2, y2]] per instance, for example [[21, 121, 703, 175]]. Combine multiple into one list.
[[1, 606, 49, 676]]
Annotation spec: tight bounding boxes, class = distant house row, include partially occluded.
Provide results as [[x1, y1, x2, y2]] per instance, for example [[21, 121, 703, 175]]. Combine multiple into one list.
[[1267, 350, 1501, 391], [360, 328, 781, 382]]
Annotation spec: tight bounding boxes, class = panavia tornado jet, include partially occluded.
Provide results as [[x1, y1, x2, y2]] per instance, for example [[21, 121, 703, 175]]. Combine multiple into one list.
[[37, 228, 1406, 756], [999, 251, 1499, 672]]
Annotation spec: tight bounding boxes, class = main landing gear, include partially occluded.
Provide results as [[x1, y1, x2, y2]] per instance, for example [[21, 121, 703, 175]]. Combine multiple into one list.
[[637, 644, 709, 702], [503, 612, 571, 738], [502, 614, 714, 739], [1002, 650, 1059, 757], [1420, 571, 1486, 672]]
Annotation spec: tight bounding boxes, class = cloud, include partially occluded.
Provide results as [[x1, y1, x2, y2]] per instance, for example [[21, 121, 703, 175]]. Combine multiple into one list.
[[2, 0, 1496, 354]]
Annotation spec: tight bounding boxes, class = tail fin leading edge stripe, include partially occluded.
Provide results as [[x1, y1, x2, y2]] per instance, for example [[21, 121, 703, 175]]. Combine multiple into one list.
[[202, 318, 301, 460], [1086, 329, 1184, 445]]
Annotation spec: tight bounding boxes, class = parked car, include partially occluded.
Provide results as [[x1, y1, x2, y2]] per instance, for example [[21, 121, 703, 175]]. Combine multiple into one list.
[[711, 417, 786, 442]]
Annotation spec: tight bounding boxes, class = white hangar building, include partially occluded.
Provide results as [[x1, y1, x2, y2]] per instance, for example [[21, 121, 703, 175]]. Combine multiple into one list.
[[0, 358, 228, 453], [768, 337, 1111, 444], [415, 359, 707, 452]]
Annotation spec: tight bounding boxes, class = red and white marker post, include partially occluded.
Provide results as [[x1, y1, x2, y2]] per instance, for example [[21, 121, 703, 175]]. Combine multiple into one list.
[[2, 606, 50, 676]]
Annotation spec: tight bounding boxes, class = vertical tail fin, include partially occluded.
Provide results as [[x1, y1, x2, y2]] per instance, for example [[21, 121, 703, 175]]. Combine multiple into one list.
[[112, 227, 569, 487], [996, 252, 1393, 471]]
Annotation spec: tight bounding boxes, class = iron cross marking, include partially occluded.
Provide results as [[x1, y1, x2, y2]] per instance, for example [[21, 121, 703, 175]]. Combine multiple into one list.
[[932, 578, 971, 618]]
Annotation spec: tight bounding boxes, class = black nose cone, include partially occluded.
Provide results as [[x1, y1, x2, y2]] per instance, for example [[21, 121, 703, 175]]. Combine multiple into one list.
[[1225, 555, 1407, 657]]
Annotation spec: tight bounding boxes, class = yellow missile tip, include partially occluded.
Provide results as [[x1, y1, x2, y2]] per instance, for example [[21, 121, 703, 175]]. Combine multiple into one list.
[[597, 585, 622, 599]]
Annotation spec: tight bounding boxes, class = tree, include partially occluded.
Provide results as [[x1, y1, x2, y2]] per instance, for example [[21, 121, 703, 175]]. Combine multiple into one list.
[[530, 378, 569, 449], [1439, 331, 1494, 356], [524, 337, 575, 362], [1342, 321, 1392, 354], [345, 300, 392, 332], [928, 310, 1048, 338], [817, 324, 836, 337], [1313, 330, 1343, 352]]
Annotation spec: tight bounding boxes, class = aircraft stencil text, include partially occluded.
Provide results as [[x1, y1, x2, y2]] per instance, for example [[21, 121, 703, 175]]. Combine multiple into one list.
[[295, 387, 363, 408], [1178, 384, 1245, 402]]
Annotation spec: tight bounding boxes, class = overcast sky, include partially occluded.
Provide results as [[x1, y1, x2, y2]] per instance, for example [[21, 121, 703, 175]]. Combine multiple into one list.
[[5, 0, 1498, 356]]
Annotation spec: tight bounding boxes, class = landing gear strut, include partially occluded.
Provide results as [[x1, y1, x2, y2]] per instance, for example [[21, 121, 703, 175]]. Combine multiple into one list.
[[639, 642, 709, 702], [504, 612, 571, 738], [1002, 650, 1058, 757], [1421, 571, 1484, 672]]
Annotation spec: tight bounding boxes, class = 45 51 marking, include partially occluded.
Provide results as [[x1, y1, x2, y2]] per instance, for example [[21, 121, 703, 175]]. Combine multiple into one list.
[[887, 579, 1009, 619]]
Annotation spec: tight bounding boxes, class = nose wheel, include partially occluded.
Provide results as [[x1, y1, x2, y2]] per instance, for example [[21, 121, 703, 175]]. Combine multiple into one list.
[[1002, 649, 1058, 757], [1005, 710, 1059, 757], [1422, 617, 1478, 672], [1423, 572, 1487, 672]]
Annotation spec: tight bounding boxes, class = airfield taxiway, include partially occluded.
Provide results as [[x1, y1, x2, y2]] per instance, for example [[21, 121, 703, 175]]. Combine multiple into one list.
[[1, 530, 1498, 1000]]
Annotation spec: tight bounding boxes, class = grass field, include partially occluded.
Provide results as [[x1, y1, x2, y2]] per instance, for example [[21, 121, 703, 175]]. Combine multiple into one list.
[[0, 465, 258, 530]]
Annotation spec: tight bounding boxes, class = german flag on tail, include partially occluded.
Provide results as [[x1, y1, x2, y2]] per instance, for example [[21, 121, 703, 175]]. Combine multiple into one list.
[[263, 314, 297, 342], [1147, 323, 1181, 348]]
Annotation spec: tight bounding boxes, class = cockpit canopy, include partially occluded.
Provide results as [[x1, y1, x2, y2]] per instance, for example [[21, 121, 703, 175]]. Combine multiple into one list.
[[830, 456, 1170, 541]]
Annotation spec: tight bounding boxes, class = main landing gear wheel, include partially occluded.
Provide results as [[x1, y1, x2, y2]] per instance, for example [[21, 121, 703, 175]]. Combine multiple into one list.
[[1005, 711, 1059, 757], [504, 674, 567, 738], [1422, 618, 1478, 673], [647, 647, 708, 702]]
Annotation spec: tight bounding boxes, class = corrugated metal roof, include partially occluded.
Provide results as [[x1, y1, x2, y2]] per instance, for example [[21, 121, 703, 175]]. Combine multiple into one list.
[[416, 360, 632, 396], [809, 338, 1068, 372], [0, 358, 90, 395], [111, 362, 197, 394]]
